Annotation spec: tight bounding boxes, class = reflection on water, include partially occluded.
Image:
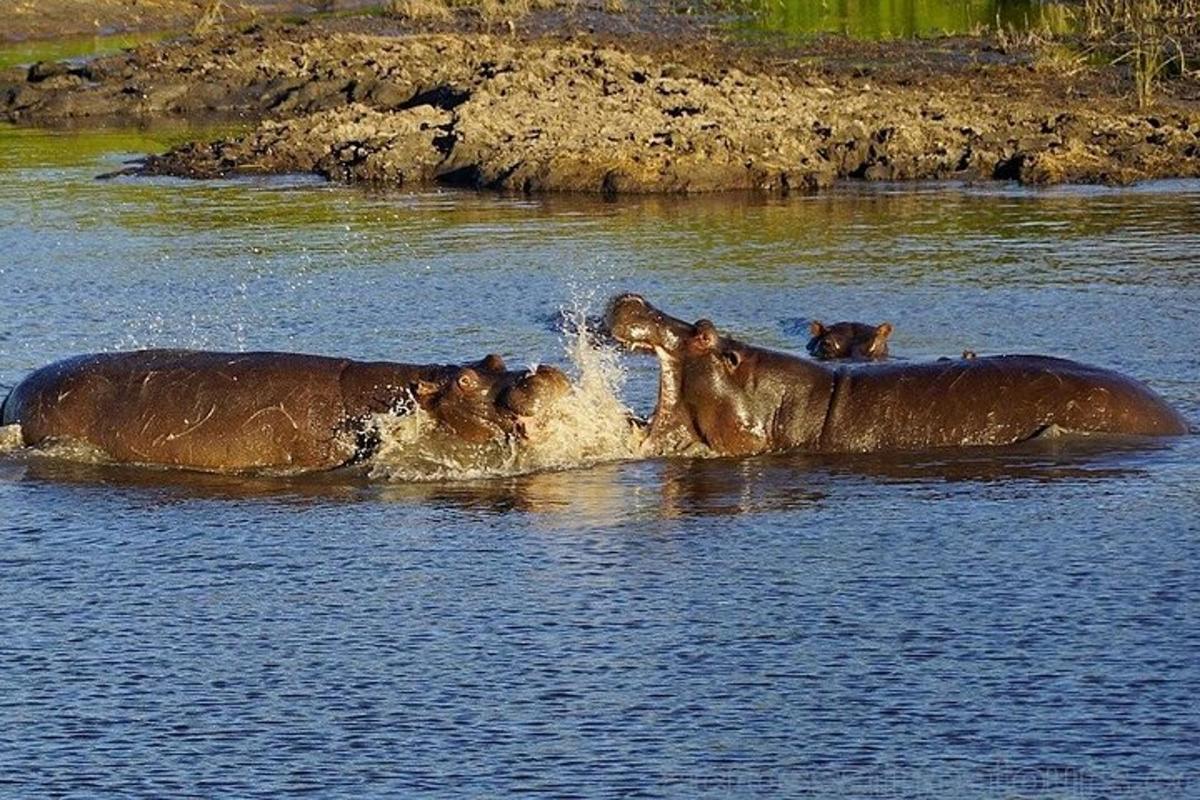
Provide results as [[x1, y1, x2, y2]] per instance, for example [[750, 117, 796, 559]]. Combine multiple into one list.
[[739, 0, 1075, 39], [1, 432, 1171, 519], [2, 124, 1199, 797], [0, 32, 170, 71]]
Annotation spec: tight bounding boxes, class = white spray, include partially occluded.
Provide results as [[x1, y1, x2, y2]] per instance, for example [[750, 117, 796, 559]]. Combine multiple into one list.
[[369, 298, 642, 481]]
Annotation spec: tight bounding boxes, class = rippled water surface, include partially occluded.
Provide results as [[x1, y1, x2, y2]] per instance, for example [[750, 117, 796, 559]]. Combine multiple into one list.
[[1, 124, 1198, 798]]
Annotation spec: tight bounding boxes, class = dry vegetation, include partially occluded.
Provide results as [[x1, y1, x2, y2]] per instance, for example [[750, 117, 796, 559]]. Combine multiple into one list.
[[385, 0, 572, 25], [994, 0, 1198, 107], [193, 0, 230, 34], [1081, 0, 1199, 106]]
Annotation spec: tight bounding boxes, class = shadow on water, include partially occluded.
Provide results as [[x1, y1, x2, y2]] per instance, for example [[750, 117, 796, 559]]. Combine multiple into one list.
[[0, 433, 1171, 519], [789, 434, 1168, 484]]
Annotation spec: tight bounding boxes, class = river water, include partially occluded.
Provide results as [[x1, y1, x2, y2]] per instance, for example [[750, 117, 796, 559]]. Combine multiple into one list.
[[740, 0, 1073, 41], [1, 123, 1198, 798]]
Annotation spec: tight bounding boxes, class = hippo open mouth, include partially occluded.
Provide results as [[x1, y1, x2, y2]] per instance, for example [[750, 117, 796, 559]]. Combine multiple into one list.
[[604, 293, 706, 452], [603, 293, 1189, 457], [604, 293, 695, 357]]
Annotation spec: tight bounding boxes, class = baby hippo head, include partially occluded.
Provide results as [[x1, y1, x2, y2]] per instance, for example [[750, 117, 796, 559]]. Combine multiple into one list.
[[807, 320, 893, 361], [497, 365, 572, 439], [413, 364, 572, 444], [498, 365, 571, 419]]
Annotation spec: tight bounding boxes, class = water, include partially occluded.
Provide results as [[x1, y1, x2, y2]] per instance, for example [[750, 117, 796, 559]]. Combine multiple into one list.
[[1, 123, 1199, 797], [0, 32, 169, 71], [738, 0, 1074, 40]]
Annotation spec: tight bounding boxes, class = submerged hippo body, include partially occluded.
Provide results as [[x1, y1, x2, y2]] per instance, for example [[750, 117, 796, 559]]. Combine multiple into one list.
[[607, 294, 1189, 456], [1, 349, 568, 473]]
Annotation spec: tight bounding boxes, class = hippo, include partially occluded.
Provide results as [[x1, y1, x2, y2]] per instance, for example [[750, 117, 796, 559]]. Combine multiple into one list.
[[495, 362, 573, 436], [807, 320, 893, 361], [606, 294, 1189, 456], [1, 349, 570, 473]]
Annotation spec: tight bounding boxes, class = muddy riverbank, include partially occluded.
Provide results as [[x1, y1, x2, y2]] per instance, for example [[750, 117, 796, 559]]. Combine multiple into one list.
[[4, 13, 1199, 193], [0, 1, 382, 43]]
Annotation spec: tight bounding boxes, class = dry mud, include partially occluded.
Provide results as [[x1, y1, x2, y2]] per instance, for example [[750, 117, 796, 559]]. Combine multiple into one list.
[[4, 23, 1199, 193], [0, 1, 375, 42]]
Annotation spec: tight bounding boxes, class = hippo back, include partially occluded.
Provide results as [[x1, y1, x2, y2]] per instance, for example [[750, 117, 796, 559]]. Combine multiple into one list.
[[819, 355, 1189, 452], [5, 350, 356, 471]]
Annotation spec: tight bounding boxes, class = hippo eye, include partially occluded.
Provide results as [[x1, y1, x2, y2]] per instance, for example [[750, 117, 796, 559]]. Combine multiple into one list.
[[722, 350, 742, 370], [456, 370, 479, 391]]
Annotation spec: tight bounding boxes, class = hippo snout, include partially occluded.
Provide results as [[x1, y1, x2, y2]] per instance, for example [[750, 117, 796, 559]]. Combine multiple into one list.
[[605, 293, 693, 354], [605, 294, 649, 348], [604, 293, 647, 331]]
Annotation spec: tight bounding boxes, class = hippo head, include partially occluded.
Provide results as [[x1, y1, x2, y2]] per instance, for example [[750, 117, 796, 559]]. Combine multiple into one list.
[[606, 293, 814, 455], [807, 320, 892, 360], [606, 293, 697, 355], [497, 365, 572, 418], [413, 366, 508, 444], [414, 363, 572, 444]]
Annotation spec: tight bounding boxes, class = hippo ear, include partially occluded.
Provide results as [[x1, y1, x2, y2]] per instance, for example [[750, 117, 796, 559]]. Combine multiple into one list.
[[411, 379, 442, 405], [692, 319, 719, 351], [810, 320, 825, 337], [867, 322, 893, 357], [479, 353, 506, 373]]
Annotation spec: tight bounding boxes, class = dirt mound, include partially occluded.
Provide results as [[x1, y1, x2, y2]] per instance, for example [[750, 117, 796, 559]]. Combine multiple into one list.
[[5, 25, 1199, 192]]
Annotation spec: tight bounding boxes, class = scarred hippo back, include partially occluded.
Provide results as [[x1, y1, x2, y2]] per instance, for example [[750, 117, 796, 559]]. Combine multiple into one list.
[[4, 349, 575, 473], [5, 350, 356, 471], [818, 354, 1190, 452]]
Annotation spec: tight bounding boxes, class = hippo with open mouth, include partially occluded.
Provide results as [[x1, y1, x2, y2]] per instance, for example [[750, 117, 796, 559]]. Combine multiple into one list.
[[605, 293, 1189, 456], [1, 349, 570, 473]]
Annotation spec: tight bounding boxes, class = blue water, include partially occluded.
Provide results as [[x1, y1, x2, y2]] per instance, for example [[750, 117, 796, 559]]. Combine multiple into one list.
[[1, 125, 1198, 797]]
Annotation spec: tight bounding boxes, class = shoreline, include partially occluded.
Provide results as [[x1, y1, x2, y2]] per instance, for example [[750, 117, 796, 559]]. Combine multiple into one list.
[[4, 11, 1199, 194]]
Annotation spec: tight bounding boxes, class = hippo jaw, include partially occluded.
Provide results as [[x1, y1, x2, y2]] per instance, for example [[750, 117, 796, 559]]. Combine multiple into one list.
[[605, 294, 696, 448], [607, 295, 835, 456], [605, 294, 696, 356], [606, 294, 770, 454]]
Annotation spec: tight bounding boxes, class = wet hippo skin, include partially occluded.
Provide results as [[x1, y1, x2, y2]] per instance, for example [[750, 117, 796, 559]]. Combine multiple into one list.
[[1, 349, 564, 472], [606, 294, 1190, 456]]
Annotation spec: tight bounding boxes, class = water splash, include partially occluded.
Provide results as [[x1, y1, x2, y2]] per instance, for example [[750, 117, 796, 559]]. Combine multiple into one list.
[[520, 297, 642, 468], [0, 424, 23, 453], [2, 299, 643, 482], [0, 427, 115, 464], [368, 298, 642, 481], [365, 408, 524, 481]]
